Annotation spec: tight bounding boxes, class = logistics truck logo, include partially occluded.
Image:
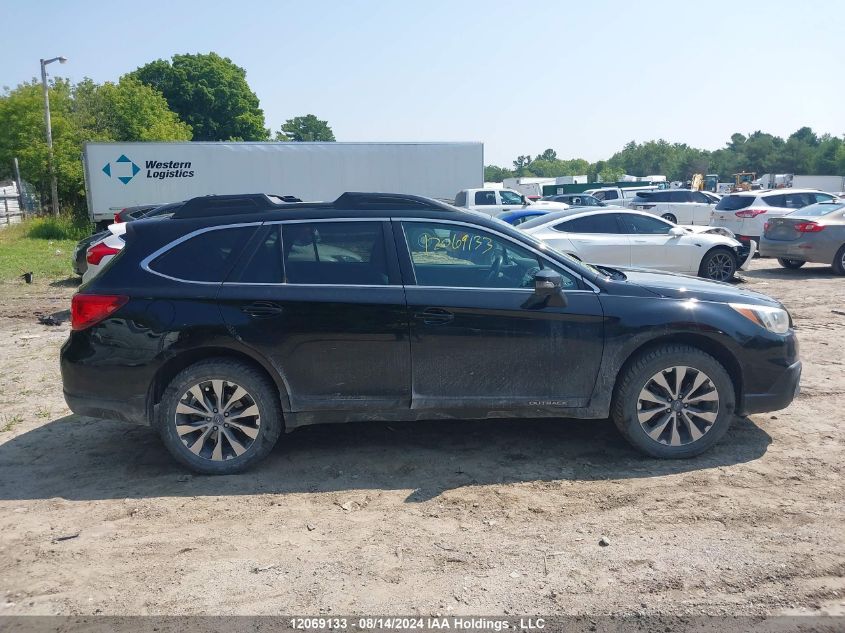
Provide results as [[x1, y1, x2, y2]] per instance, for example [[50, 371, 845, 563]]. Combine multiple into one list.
[[102, 155, 141, 185], [102, 154, 195, 184]]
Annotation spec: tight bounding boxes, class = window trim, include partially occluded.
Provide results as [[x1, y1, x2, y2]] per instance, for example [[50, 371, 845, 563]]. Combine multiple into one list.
[[397, 217, 598, 292], [142, 217, 599, 292]]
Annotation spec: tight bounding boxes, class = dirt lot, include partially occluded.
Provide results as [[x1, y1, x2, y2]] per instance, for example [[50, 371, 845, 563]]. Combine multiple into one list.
[[0, 260, 843, 618]]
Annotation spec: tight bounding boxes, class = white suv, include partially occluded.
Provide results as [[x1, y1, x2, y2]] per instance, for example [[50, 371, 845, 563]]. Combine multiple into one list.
[[629, 189, 720, 225], [710, 189, 838, 246]]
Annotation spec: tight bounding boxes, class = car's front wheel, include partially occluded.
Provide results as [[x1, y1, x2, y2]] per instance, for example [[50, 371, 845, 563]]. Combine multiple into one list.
[[777, 258, 805, 269], [611, 344, 735, 458], [699, 247, 737, 281], [158, 359, 283, 474]]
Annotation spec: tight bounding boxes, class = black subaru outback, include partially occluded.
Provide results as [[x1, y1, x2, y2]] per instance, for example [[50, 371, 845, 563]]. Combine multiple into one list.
[[61, 193, 801, 474]]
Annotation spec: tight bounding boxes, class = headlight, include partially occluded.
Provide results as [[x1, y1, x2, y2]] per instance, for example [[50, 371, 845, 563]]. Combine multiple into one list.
[[729, 303, 790, 334]]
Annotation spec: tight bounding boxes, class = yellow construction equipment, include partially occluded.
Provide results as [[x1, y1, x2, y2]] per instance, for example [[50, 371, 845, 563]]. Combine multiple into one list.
[[733, 172, 756, 192]]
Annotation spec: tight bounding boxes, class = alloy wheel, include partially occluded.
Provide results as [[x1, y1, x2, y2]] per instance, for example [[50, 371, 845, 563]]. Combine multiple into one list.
[[174, 379, 260, 461], [706, 252, 735, 281], [637, 366, 719, 446]]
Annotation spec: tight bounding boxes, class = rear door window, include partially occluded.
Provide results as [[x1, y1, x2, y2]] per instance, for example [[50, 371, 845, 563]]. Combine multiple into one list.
[[554, 214, 620, 233], [237, 226, 283, 283], [282, 222, 391, 285], [150, 226, 256, 282], [474, 191, 497, 206]]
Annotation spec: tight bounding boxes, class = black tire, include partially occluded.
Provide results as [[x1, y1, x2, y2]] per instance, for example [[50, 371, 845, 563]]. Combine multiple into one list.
[[611, 344, 736, 459], [777, 258, 805, 270], [698, 247, 737, 281], [833, 244, 845, 276], [661, 213, 677, 224], [158, 358, 283, 474]]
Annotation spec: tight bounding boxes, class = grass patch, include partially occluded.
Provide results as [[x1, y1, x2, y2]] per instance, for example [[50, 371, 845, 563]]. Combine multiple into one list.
[[0, 414, 23, 433], [0, 217, 89, 282], [25, 215, 92, 241]]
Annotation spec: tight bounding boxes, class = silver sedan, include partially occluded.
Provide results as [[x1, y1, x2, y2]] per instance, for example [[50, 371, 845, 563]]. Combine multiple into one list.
[[760, 201, 845, 274]]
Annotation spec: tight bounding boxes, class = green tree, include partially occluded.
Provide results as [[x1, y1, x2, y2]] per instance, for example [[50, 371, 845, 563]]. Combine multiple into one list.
[[275, 114, 335, 142], [0, 76, 193, 216], [484, 165, 514, 182], [74, 77, 192, 142], [513, 155, 532, 175], [129, 52, 267, 141], [537, 148, 557, 161]]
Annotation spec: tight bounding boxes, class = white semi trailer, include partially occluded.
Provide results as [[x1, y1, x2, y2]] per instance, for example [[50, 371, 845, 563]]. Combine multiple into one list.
[[82, 141, 484, 227]]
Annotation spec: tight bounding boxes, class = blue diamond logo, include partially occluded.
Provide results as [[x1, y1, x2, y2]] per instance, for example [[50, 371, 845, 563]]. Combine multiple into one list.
[[102, 155, 140, 184]]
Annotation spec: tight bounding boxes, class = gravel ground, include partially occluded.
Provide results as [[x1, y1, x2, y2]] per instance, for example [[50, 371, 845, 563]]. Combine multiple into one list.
[[0, 260, 842, 617]]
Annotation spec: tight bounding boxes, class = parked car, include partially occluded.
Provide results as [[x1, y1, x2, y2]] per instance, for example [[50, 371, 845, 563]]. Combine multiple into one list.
[[73, 201, 185, 277], [496, 209, 553, 226], [520, 209, 745, 281], [114, 204, 160, 224], [541, 193, 606, 207], [62, 192, 800, 474], [710, 189, 838, 248], [72, 230, 110, 276], [81, 224, 126, 284], [454, 188, 567, 216], [629, 189, 720, 225], [759, 200, 845, 274]]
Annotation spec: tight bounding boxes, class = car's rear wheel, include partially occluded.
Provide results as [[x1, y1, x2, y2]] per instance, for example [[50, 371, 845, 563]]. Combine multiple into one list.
[[661, 213, 677, 224], [158, 359, 283, 474], [699, 247, 737, 281], [612, 345, 735, 458], [833, 245, 845, 276], [777, 258, 805, 269]]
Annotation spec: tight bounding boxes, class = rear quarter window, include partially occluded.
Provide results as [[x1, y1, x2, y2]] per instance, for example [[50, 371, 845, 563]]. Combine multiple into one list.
[[149, 226, 256, 282], [715, 195, 755, 211]]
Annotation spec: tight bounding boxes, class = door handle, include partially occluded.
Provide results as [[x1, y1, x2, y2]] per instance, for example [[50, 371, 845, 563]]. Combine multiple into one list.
[[242, 301, 284, 318], [414, 307, 454, 325]]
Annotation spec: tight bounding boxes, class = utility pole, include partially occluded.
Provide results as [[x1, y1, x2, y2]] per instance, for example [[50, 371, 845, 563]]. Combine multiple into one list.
[[40, 56, 67, 216], [13, 157, 25, 220]]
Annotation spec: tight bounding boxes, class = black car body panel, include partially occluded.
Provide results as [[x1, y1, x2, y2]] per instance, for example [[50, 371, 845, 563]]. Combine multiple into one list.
[[61, 193, 801, 433]]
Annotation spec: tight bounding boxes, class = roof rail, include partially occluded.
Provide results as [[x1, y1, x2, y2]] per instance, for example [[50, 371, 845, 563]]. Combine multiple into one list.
[[172, 194, 300, 219], [333, 192, 455, 211]]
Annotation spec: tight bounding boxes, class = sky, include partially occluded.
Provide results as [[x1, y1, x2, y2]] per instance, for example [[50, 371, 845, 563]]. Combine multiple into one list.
[[2, 0, 843, 167]]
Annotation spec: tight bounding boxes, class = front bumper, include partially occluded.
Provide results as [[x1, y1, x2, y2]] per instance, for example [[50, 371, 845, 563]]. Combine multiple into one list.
[[738, 360, 802, 415]]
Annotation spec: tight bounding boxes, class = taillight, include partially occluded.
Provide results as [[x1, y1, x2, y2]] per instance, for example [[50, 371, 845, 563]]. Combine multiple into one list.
[[763, 222, 771, 232], [795, 222, 825, 233], [87, 242, 120, 266], [71, 294, 128, 331], [735, 209, 767, 218], [113, 212, 124, 223]]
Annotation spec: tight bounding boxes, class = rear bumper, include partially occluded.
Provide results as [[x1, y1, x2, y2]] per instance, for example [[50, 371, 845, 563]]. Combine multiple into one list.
[[63, 390, 149, 426], [759, 237, 836, 263], [738, 360, 801, 415]]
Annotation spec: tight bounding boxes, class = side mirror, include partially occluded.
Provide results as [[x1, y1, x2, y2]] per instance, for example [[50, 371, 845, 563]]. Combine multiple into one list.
[[669, 227, 685, 237], [524, 269, 567, 309]]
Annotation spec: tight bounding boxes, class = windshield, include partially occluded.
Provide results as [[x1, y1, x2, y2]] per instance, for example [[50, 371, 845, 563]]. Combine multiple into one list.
[[788, 202, 845, 217]]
